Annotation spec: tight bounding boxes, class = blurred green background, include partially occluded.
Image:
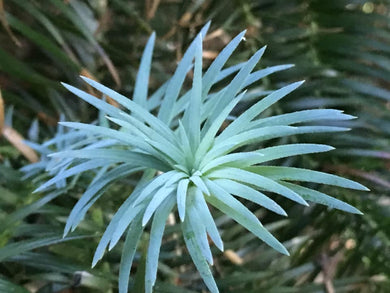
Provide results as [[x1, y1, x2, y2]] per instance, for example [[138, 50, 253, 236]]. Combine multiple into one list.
[[0, 0, 389, 292]]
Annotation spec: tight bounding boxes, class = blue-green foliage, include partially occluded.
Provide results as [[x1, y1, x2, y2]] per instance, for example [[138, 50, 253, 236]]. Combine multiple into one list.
[[22, 113, 113, 191], [32, 22, 367, 293]]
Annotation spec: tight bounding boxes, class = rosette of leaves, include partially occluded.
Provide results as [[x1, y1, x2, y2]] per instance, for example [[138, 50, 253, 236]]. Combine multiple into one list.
[[35, 22, 368, 293]]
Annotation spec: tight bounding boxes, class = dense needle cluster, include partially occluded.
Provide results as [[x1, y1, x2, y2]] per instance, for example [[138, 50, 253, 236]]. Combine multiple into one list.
[[34, 22, 367, 293]]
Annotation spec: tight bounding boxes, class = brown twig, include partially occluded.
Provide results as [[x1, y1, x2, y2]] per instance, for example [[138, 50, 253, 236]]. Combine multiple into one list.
[[2, 125, 39, 163], [145, 0, 161, 20]]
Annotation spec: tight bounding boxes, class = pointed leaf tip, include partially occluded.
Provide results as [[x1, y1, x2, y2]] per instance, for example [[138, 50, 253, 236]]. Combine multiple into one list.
[[281, 247, 290, 256], [91, 255, 102, 268], [60, 81, 69, 88], [142, 217, 149, 227], [33, 186, 42, 193], [257, 45, 267, 55], [349, 207, 364, 215], [61, 228, 68, 239], [79, 75, 89, 81], [108, 242, 115, 251]]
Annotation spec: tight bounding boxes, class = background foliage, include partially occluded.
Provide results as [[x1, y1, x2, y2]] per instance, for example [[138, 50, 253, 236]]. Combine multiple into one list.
[[0, 0, 389, 292]]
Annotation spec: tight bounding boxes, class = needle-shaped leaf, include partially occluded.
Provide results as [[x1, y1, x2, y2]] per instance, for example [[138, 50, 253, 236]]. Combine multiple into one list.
[[177, 178, 190, 221], [251, 109, 355, 128], [246, 166, 369, 191], [208, 167, 308, 206], [158, 32, 200, 124], [92, 191, 142, 267], [145, 196, 175, 293], [34, 159, 108, 192], [57, 122, 150, 151], [205, 179, 289, 255], [79, 77, 177, 143], [178, 120, 194, 166], [187, 205, 214, 265], [203, 47, 267, 133], [257, 144, 334, 164], [207, 125, 348, 164], [61, 82, 125, 119], [133, 170, 178, 207], [193, 188, 223, 251], [109, 204, 144, 250], [145, 138, 185, 165], [182, 216, 219, 293], [190, 175, 210, 196], [147, 82, 168, 111], [134, 32, 155, 107], [203, 126, 296, 163], [215, 62, 244, 83], [142, 188, 175, 226], [200, 152, 264, 173], [195, 91, 246, 165], [218, 81, 305, 141], [119, 215, 144, 293], [242, 64, 294, 88], [202, 30, 246, 96], [213, 179, 287, 216], [92, 173, 154, 267], [51, 148, 168, 171], [183, 34, 202, 150], [106, 116, 148, 139], [281, 182, 363, 214], [41, 131, 86, 147], [65, 165, 142, 236]]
